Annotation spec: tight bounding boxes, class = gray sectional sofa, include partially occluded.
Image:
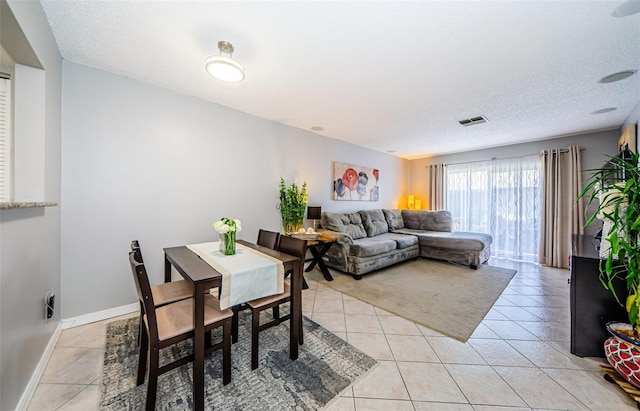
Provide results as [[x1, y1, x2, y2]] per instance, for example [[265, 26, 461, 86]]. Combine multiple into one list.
[[318, 209, 492, 279]]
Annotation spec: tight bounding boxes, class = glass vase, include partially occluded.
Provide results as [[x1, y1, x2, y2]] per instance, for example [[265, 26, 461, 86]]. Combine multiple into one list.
[[284, 222, 304, 235], [219, 232, 236, 255]]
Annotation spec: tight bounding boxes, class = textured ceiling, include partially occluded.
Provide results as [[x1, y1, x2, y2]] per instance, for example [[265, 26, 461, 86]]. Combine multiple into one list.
[[40, 0, 640, 159]]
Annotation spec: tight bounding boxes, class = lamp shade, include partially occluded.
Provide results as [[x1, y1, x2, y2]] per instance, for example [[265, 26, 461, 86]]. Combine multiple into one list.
[[307, 205, 322, 220]]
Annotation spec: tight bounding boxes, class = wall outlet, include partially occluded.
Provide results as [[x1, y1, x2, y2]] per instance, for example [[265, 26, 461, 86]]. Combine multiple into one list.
[[45, 292, 55, 321]]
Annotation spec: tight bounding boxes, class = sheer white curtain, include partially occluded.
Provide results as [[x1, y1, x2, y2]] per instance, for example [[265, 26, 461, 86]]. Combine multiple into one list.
[[446, 155, 542, 262]]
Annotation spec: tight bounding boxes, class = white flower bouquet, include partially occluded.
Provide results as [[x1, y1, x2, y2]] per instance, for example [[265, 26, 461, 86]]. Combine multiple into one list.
[[213, 217, 241, 255], [213, 217, 242, 234]]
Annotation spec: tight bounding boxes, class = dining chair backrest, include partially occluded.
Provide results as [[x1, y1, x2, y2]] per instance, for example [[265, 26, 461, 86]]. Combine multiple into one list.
[[128, 251, 159, 340], [277, 235, 307, 263], [257, 229, 280, 250], [131, 240, 144, 262], [248, 235, 307, 370]]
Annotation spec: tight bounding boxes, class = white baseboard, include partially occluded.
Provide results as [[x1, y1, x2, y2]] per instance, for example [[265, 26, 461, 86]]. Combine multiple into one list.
[[61, 302, 139, 329], [15, 322, 63, 411], [16, 303, 139, 410]]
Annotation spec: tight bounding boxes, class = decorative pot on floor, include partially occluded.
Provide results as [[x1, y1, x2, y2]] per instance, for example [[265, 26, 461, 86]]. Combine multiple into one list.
[[604, 321, 640, 388]]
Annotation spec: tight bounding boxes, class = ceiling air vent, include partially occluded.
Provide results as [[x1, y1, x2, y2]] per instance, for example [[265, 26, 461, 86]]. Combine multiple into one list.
[[458, 116, 488, 127]]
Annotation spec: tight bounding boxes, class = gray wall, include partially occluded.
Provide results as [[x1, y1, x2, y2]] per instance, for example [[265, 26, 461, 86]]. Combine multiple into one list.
[[60, 61, 408, 318], [623, 100, 640, 132], [0, 1, 62, 410], [408, 129, 621, 235], [2, 3, 637, 408]]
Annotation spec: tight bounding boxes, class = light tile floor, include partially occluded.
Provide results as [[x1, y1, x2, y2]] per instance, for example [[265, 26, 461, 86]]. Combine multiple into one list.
[[28, 258, 638, 410]]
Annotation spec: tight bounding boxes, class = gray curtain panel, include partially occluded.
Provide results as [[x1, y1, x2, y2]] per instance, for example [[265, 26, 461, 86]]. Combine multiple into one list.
[[539, 145, 584, 268], [427, 163, 446, 210]]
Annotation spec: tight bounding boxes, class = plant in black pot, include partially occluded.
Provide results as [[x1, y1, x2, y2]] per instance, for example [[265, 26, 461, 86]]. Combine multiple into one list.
[[579, 149, 640, 387]]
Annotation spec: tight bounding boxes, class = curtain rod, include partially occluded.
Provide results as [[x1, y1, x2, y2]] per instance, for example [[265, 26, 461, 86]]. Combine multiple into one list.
[[539, 146, 584, 155], [426, 146, 583, 167]]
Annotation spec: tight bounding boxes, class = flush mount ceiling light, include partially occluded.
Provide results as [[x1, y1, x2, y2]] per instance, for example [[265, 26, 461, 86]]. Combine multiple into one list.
[[205, 41, 245, 83], [612, 0, 640, 17], [591, 107, 617, 114], [599, 70, 637, 83]]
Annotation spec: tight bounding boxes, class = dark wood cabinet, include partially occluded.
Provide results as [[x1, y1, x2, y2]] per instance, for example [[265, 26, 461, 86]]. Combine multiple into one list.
[[570, 234, 627, 357]]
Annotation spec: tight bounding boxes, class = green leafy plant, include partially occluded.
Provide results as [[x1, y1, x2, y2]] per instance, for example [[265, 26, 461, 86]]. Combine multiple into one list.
[[579, 150, 640, 338], [278, 177, 308, 234]]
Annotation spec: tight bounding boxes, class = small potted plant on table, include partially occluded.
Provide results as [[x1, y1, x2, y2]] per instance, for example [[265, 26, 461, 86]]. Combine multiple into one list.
[[278, 177, 308, 234]]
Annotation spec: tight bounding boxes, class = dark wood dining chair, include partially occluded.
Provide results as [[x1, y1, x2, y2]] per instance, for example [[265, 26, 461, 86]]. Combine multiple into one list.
[[129, 251, 233, 411], [257, 229, 280, 249], [231, 229, 282, 343], [246, 235, 307, 369], [131, 240, 193, 344], [256, 229, 287, 320]]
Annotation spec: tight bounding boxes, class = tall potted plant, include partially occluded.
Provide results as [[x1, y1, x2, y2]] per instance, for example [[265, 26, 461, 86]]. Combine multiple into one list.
[[580, 149, 640, 387], [278, 177, 308, 234]]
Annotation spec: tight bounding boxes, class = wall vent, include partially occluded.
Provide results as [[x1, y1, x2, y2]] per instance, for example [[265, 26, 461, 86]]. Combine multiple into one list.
[[458, 116, 488, 127]]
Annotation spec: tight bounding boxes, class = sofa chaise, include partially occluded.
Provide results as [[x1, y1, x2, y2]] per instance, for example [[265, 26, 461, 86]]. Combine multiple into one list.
[[318, 209, 492, 279]]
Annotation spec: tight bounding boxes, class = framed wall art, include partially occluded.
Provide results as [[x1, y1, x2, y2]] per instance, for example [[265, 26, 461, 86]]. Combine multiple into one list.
[[333, 162, 379, 201], [618, 123, 637, 155]]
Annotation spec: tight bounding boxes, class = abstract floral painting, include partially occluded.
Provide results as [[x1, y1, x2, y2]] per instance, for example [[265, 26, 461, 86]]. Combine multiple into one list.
[[333, 162, 379, 201], [618, 123, 637, 155]]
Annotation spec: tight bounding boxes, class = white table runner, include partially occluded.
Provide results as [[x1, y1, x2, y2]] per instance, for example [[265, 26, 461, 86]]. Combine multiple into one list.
[[186, 242, 285, 310]]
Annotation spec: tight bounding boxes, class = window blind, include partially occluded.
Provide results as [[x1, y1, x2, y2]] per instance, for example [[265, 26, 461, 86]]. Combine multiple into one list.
[[0, 77, 11, 201]]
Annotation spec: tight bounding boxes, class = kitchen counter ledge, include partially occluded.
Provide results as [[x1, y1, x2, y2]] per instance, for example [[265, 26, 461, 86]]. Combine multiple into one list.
[[0, 202, 58, 210]]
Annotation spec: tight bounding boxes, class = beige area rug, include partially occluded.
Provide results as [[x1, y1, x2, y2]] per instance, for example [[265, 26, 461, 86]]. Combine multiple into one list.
[[306, 258, 516, 342]]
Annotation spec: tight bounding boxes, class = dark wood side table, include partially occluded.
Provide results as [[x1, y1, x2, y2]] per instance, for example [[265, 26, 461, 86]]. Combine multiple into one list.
[[304, 236, 336, 281]]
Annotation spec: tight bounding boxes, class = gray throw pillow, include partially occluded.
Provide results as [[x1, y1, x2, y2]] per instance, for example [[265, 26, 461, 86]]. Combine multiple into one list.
[[359, 209, 389, 237], [383, 209, 404, 230], [401, 210, 452, 232], [321, 212, 367, 239]]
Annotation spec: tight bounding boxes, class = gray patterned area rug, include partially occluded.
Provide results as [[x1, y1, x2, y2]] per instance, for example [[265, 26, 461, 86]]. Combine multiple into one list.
[[99, 311, 377, 410]]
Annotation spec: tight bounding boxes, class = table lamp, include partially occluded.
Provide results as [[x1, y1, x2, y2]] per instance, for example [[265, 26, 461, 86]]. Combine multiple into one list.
[[307, 205, 322, 231]]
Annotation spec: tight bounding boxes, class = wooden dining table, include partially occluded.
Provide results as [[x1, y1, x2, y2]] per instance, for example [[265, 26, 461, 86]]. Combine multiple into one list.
[[163, 240, 301, 411]]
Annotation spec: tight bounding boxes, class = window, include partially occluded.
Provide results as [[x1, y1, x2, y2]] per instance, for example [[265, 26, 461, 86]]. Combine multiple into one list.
[[446, 155, 541, 262], [0, 76, 10, 202]]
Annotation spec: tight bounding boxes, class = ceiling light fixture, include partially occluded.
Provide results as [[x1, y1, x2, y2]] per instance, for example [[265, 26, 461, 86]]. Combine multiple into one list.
[[205, 41, 245, 83], [599, 70, 637, 83], [612, 0, 640, 17], [591, 107, 617, 114]]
